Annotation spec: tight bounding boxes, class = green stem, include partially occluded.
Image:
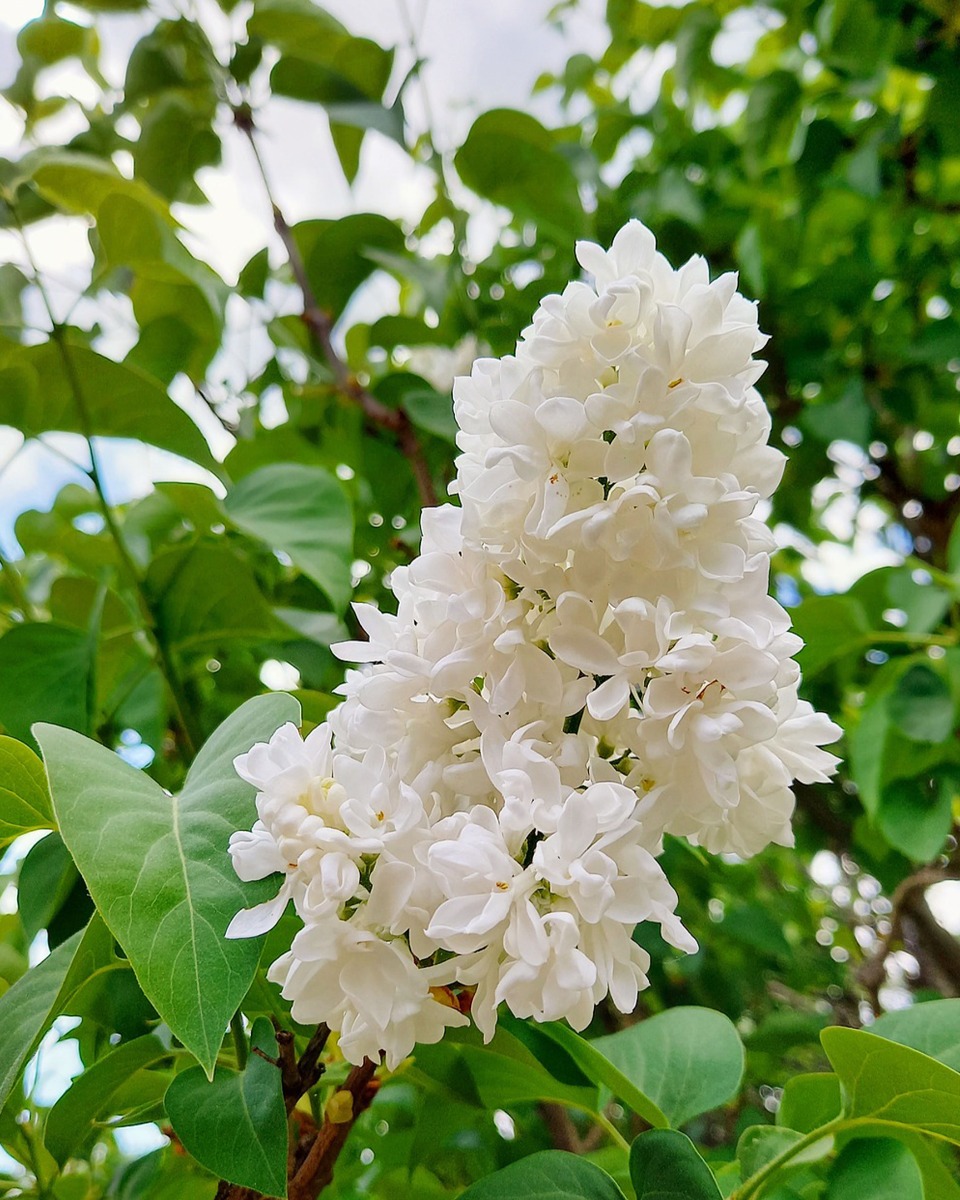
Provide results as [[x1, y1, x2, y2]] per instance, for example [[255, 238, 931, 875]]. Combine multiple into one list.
[[0, 545, 37, 620], [869, 630, 958, 647], [14, 215, 201, 756], [732, 1116, 844, 1200], [231, 1010, 249, 1071]]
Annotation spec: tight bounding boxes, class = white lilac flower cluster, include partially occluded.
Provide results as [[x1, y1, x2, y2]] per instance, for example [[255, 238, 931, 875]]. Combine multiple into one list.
[[227, 220, 842, 1069]]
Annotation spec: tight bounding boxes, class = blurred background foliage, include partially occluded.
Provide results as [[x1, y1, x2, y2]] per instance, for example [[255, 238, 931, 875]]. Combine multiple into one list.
[[0, 0, 959, 1195]]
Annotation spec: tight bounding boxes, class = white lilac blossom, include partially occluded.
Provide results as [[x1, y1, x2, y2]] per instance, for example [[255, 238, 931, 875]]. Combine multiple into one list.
[[227, 219, 842, 1068]]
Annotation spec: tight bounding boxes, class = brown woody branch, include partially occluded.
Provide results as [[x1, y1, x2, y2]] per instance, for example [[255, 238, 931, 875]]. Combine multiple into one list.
[[217, 1024, 379, 1200], [234, 105, 438, 508], [859, 859, 960, 1009], [288, 1058, 379, 1200]]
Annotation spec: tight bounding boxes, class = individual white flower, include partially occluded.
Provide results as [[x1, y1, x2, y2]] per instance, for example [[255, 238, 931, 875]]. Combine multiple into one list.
[[268, 917, 467, 1069]]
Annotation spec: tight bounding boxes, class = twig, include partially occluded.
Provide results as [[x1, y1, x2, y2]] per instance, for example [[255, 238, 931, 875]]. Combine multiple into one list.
[[859, 860, 960, 1009], [233, 105, 438, 508], [288, 1058, 379, 1200], [13, 215, 201, 755]]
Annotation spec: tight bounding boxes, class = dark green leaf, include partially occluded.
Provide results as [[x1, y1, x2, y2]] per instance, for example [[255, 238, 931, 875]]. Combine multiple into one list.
[[457, 1150, 626, 1200], [45, 1034, 171, 1164], [889, 663, 954, 744], [826, 1137, 923, 1200], [292, 213, 405, 320], [146, 545, 285, 653], [629, 1129, 721, 1200], [777, 1074, 842, 1134], [455, 109, 583, 240], [538, 1020, 668, 1128], [165, 1017, 288, 1197], [0, 624, 93, 745], [878, 769, 958, 862]]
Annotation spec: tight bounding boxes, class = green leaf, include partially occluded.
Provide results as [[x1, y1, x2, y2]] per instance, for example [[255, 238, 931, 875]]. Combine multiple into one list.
[[737, 1126, 806, 1180], [826, 1137, 923, 1200], [0, 624, 93, 745], [45, 1034, 171, 1164], [36, 693, 300, 1075], [29, 151, 172, 220], [593, 1007, 745, 1128], [455, 109, 583, 240], [889, 663, 954, 743], [877, 768, 958, 862], [291, 213, 405, 320], [165, 1017, 287, 1197], [17, 18, 93, 65], [0, 341, 216, 469], [146, 544, 285, 653], [459, 1041, 598, 1112], [0, 735, 53, 845], [871, 1000, 960, 1072], [538, 1021, 668, 1129], [0, 916, 115, 1113], [629, 1129, 722, 1200], [777, 1074, 842, 1134], [457, 1150, 626, 1200], [791, 596, 869, 676], [17, 832, 90, 946], [821, 1026, 960, 1144], [223, 464, 355, 612]]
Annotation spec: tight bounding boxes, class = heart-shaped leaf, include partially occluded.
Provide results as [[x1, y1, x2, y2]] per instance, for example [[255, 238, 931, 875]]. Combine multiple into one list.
[[457, 1150, 626, 1200], [630, 1129, 722, 1200], [821, 1026, 960, 1144], [165, 1017, 288, 1198], [37, 692, 300, 1074], [593, 1007, 744, 1128]]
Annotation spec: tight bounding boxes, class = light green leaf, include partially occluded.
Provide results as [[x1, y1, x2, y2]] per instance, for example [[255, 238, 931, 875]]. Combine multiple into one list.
[[0, 341, 216, 469], [0, 624, 93, 745], [455, 109, 583, 240], [821, 1026, 960, 1144], [538, 1020, 668, 1129], [45, 1034, 171, 1164], [777, 1073, 842, 1134], [29, 151, 171, 219], [871, 1000, 960, 1072], [826, 1137, 923, 1200], [165, 1017, 288, 1198], [0, 916, 116, 1113], [737, 1126, 807, 1180], [36, 693, 300, 1075], [0, 735, 53, 845], [630, 1129, 721, 1200], [593, 1007, 745, 1128], [457, 1150, 626, 1200], [224, 464, 354, 613]]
